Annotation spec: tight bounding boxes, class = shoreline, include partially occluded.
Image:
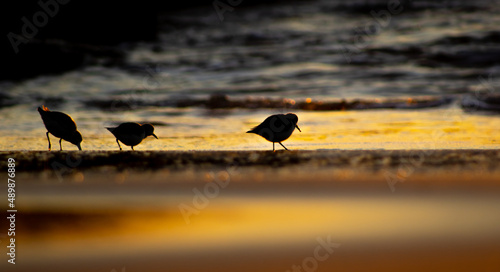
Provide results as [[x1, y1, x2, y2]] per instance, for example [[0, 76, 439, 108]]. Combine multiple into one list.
[[3, 149, 500, 172], [3, 150, 500, 189]]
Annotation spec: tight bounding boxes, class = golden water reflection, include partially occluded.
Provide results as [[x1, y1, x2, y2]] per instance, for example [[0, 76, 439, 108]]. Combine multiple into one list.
[[14, 188, 500, 270], [2, 107, 500, 151]]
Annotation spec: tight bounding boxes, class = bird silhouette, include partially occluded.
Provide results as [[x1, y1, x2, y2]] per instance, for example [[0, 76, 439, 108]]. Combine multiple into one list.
[[38, 105, 83, 151], [106, 122, 158, 150], [247, 113, 301, 151]]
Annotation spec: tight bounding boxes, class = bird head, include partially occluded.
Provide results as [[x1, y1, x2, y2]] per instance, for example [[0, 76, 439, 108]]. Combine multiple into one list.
[[69, 131, 83, 150], [142, 124, 158, 139], [285, 113, 301, 132]]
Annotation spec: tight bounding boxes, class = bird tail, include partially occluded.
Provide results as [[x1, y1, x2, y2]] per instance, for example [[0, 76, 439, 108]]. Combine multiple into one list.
[[106, 127, 115, 133]]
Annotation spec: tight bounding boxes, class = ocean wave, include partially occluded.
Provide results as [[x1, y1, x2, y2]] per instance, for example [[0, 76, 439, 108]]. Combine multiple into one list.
[[83, 94, 456, 111]]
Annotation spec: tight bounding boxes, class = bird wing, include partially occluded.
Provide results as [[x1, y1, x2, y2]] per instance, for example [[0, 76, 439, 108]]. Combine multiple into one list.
[[39, 111, 77, 131], [114, 122, 144, 137], [248, 114, 275, 132], [52, 112, 78, 131], [109, 122, 145, 146]]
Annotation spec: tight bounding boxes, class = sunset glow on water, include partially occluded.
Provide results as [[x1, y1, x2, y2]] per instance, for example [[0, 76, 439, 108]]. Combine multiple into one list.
[[1, 106, 500, 151]]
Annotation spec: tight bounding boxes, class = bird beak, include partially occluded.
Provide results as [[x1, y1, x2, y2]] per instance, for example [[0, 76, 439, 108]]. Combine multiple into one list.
[[152, 133, 158, 139], [296, 124, 301, 132]]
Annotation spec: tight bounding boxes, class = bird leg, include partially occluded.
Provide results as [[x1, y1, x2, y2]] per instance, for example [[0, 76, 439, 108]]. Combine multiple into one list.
[[46, 132, 51, 151], [131, 146, 135, 151], [116, 139, 122, 151], [279, 142, 289, 151], [273, 142, 275, 152], [59, 138, 63, 151]]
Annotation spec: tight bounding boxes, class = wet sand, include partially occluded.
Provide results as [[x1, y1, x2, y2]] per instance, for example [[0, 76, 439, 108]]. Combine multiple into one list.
[[3, 149, 500, 178], [2, 149, 500, 271]]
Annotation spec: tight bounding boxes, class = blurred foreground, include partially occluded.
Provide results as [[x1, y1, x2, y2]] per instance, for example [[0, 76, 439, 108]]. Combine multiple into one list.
[[1, 150, 500, 271]]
